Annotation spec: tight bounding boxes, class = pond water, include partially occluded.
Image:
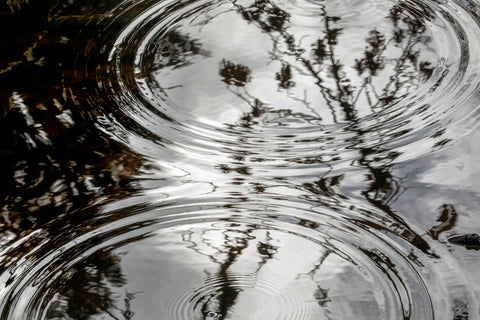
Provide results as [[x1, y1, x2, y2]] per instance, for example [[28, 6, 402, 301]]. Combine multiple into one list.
[[1, 0, 480, 319]]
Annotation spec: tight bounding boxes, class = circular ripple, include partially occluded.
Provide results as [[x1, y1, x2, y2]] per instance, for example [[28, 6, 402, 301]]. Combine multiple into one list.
[[72, 0, 480, 169], [166, 272, 311, 319], [0, 197, 473, 319]]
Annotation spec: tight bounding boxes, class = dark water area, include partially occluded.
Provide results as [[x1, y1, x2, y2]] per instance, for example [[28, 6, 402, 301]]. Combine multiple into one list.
[[1, 0, 480, 319]]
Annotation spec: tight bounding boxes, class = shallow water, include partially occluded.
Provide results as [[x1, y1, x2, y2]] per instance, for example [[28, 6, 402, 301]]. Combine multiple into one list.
[[1, 0, 480, 319]]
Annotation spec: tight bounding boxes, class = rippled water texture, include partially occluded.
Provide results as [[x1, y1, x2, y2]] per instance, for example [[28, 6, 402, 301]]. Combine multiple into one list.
[[1, 0, 480, 319]]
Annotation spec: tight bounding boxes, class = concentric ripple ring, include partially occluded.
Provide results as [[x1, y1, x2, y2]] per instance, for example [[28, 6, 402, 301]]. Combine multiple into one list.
[[0, 198, 462, 319], [73, 0, 480, 169]]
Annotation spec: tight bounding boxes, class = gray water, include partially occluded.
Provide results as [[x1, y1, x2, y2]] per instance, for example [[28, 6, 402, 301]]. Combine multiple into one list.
[[1, 0, 480, 319]]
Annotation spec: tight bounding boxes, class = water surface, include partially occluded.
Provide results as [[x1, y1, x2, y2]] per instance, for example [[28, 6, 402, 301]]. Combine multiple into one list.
[[1, 0, 480, 319]]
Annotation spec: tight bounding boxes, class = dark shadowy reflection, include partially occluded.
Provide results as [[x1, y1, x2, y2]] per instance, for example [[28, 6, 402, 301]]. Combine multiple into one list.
[[448, 233, 480, 250], [45, 251, 134, 320], [429, 204, 458, 240], [452, 299, 469, 320], [152, 31, 206, 70], [0, 200, 165, 319], [0, 0, 147, 276], [220, 60, 252, 87]]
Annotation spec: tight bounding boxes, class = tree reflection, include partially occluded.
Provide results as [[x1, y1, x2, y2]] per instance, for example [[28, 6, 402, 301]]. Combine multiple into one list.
[[233, 0, 436, 118], [46, 251, 135, 320], [217, 0, 439, 254], [0, 3, 146, 319], [0, 0, 464, 318], [153, 30, 206, 70], [0, 56, 144, 240], [296, 250, 332, 313], [0, 0, 214, 245], [276, 63, 295, 90], [181, 222, 279, 319], [220, 59, 252, 87]]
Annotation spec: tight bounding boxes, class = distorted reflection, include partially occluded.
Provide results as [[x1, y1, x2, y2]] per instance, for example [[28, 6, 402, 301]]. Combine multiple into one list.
[[180, 222, 275, 318], [227, 0, 437, 122], [0, 6, 147, 319], [152, 31, 206, 70], [452, 299, 469, 320], [46, 251, 134, 320], [429, 204, 458, 240], [448, 233, 480, 250], [0, 1, 156, 253], [214, 0, 439, 254], [1, 0, 480, 319], [296, 251, 332, 310], [219, 60, 252, 87]]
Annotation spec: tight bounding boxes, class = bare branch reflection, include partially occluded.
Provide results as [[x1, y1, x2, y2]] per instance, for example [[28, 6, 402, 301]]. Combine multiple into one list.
[[215, 0, 440, 255], [181, 221, 279, 319]]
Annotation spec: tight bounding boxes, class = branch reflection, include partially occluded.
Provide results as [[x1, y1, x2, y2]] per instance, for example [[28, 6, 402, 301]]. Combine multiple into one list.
[[180, 221, 279, 318], [216, 0, 441, 255]]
